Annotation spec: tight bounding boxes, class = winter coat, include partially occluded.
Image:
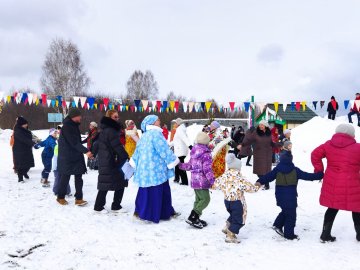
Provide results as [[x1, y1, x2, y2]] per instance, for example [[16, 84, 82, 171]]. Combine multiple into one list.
[[12, 125, 35, 170], [232, 129, 245, 145], [52, 144, 59, 171], [162, 127, 169, 140], [36, 135, 57, 161], [242, 127, 273, 175], [179, 144, 215, 189], [95, 116, 129, 191], [124, 129, 139, 158], [172, 124, 191, 157], [82, 128, 99, 152], [327, 100, 339, 114], [132, 125, 178, 188], [57, 117, 88, 175], [311, 133, 360, 212], [259, 151, 324, 208], [271, 127, 280, 154], [350, 96, 360, 112]]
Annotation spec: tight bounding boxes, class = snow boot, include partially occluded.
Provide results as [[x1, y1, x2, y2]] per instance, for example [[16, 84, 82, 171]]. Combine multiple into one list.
[[186, 210, 203, 229], [355, 225, 360, 241], [56, 198, 68, 205], [42, 179, 50, 188], [18, 174, 24, 183], [320, 222, 336, 243], [75, 199, 88, 206], [222, 221, 230, 234], [225, 230, 240, 243], [24, 173, 29, 179], [272, 226, 284, 237], [199, 219, 208, 227], [284, 234, 300, 240]]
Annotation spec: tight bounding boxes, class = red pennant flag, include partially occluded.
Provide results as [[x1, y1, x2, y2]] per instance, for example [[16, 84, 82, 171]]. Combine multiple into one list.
[[295, 101, 301, 111], [229, 102, 235, 111], [100, 104, 104, 111], [103, 98, 109, 108], [62, 100, 66, 108], [41, 94, 47, 106], [156, 101, 162, 111], [174, 101, 179, 112], [130, 105, 135, 112]]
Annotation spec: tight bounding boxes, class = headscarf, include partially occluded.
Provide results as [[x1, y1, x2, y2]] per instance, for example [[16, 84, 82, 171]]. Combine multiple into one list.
[[141, 115, 159, 132]]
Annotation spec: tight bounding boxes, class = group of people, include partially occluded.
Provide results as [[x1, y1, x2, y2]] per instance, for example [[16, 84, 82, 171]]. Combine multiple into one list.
[[10, 109, 360, 244], [327, 93, 360, 126]]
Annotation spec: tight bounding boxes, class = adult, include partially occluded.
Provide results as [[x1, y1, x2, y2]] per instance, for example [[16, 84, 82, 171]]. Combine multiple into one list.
[[230, 126, 245, 158], [82, 121, 99, 170], [93, 110, 130, 213], [238, 127, 254, 166], [162, 124, 169, 140], [311, 123, 360, 242], [238, 120, 274, 190], [12, 116, 35, 182], [327, 96, 339, 120], [348, 92, 360, 127], [230, 124, 236, 139], [124, 119, 139, 158], [172, 118, 192, 185], [56, 108, 93, 206], [132, 115, 180, 223]]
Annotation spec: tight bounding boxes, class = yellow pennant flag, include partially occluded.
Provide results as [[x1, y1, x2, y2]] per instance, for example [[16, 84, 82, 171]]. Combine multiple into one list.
[[274, 102, 279, 113], [55, 100, 59, 107], [35, 98, 39, 105], [7, 96, 11, 103], [126, 105, 129, 111], [205, 101, 212, 112], [94, 104, 98, 109], [169, 100, 175, 112], [301, 101, 306, 111]]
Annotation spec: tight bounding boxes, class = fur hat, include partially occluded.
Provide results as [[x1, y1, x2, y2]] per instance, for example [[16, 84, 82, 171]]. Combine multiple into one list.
[[67, 108, 81, 119], [283, 140, 292, 150], [195, 132, 210, 145], [258, 120, 269, 127], [226, 153, 242, 170], [335, 123, 355, 138], [49, 128, 57, 136], [210, 121, 221, 129], [90, 122, 97, 128], [174, 118, 183, 126], [283, 129, 291, 135], [16, 116, 28, 126]]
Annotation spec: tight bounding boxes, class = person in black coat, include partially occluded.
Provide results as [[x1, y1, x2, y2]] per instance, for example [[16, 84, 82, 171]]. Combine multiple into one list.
[[327, 96, 339, 120], [56, 108, 93, 206], [12, 116, 35, 182], [93, 110, 129, 212]]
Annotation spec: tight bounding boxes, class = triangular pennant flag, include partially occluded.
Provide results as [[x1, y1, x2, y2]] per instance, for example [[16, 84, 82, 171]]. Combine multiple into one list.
[[174, 101, 179, 113], [320, 101, 325, 109], [72, 101, 76, 107], [62, 100, 66, 108], [87, 97, 95, 108], [55, 100, 59, 107], [282, 102, 288, 112], [0, 91, 4, 102], [244, 102, 250, 112], [182, 101, 188, 113], [156, 101, 162, 111], [291, 102, 295, 111], [295, 101, 301, 111], [21, 93, 28, 104], [103, 98, 109, 108], [94, 104, 98, 110], [188, 102, 195, 113], [80, 97, 87, 108], [27, 93, 33, 105], [162, 101, 168, 111], [274, 102, 279, 113], [229, 102, 235, 111], [134, 99, 141, 109], [51, 100, 56, 107], [257, 102, 267, 113], [312, 101, 318, 110], [169, 100, 175, 112], [100, 104, 104, 111], [344, 100, 350, 110], [57, 96, 62, 105], [16, 93, 22, 104], [66, 101, 70, 108], [301, 101, 306, 111], [205, 101, 212, 112], [73, 96, 80, 107], [200, 102, 205, 112], [35, 98, 39, 105], [194, 102, 201, 112], [32, 94, 38, 104], [141, 100, 149, 111], [6, 96, 11, 103], [47, 99, 52, 107]]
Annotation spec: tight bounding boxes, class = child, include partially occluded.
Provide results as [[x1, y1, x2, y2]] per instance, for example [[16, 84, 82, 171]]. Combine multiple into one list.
[[213, 153, 259, 243], [34, 128, 58, 187], [255, 141, 324, 240], [179, 132, 215, 229]]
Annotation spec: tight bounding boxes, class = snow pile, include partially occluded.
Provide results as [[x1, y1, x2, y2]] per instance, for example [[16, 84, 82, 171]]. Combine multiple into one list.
[[0, 118, 359, 270]]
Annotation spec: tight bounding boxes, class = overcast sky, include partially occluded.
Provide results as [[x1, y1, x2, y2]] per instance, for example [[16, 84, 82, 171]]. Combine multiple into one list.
[[1, 0, 360, 104]]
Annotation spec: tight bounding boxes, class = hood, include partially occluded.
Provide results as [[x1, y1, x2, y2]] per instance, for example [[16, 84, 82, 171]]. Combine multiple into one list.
[[330, 133, 356, 148], [256, 126, 271, 137], [100, 116, 122, 131], [275, 151, 295, 173], [191, 144, 211, 159]]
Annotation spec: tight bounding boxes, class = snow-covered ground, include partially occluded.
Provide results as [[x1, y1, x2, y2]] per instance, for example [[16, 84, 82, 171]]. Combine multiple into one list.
[[0, 117, 359, 270]]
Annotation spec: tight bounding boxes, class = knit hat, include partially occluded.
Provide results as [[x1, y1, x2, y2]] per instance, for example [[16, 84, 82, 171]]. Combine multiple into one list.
[[67, 108, 81, 118], [283, 140, 292, 150], [210, 121, 221, 129], [226, 153, 242, 170], [49, 128, 57, 136], [174, 118, 183, 126], [16, 116, 28, 126], [258, 120, 269, 127], [283, 129, 291, 135], [195, 132, 210, 145], [279, 150, 293, 164], [90, 122, 97, 128], [335, 123, 355, 138], [331, 96, 335, 100]]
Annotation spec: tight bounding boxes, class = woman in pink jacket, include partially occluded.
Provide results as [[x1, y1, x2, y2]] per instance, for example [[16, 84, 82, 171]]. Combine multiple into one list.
[[311, 123, 360, 243]]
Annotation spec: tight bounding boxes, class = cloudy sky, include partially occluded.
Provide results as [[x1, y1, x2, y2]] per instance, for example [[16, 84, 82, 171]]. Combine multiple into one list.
[[1, 0, 360, 104]]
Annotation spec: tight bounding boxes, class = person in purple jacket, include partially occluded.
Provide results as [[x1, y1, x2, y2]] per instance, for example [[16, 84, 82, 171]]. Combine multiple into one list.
[[179, 132, 215, 229]]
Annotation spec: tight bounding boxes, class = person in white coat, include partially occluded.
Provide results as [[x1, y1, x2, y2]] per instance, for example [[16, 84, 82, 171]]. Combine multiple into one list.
[[172, 118, 192, 185]]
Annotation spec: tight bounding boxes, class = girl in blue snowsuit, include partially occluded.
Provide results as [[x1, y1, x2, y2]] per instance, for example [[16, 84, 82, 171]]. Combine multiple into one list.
[[34, 129, 57, 186], [256, 142, 323, 240]]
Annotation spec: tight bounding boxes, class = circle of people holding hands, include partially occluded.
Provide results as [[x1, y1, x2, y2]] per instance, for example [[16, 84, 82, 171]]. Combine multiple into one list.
[[11, 108, 360, 244]]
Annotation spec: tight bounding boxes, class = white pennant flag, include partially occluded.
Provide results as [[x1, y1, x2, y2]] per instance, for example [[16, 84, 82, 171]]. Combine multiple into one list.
[[27, 93, 33, 105], [256, 102, 266, 113], [0, 91, 4, 102], [47, 99, 51, 107], [182, 101, 188, 113], [188, 102, 195, 113], [80, 97, 87, 108], [282, 102, 289, 112], [349, 100, 355, 110], [73, 96, 80, 107], [66, 101, 70, 108], [86, 103, 90, 110], [32, 94, 38, 104], [142, 100, 149, 111], [16, 93, 22, 104], [194, 102, 201, 112]]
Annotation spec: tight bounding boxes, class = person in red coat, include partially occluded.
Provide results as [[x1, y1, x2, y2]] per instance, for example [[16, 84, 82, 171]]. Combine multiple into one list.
[[162, 124, 169, 140], [347, 92, 360, 126], [311, 123, 360, 242]]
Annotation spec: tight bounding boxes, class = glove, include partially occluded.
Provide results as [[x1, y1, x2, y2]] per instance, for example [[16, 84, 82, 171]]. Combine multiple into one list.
[[188, 145, 193, 150], [34, 144, 40, 149]]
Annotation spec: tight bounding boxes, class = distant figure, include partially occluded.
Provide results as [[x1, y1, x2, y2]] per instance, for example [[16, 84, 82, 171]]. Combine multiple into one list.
[[348, 92, 360, 127], [230, 125, 236, 139], [124, 120, 139, 158], [162, 124, 169, 140], [327, 96, 339, 120], [223, 128, 230, 138]]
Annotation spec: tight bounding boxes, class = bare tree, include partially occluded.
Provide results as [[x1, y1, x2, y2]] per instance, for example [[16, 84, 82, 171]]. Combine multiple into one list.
[[126, 70, 159, 101], [40, 38, 90, 100], [165, 91, 186, 102]]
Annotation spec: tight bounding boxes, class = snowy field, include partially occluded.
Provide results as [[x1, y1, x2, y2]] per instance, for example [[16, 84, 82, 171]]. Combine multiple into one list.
[[0, 116, 359, 270]]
